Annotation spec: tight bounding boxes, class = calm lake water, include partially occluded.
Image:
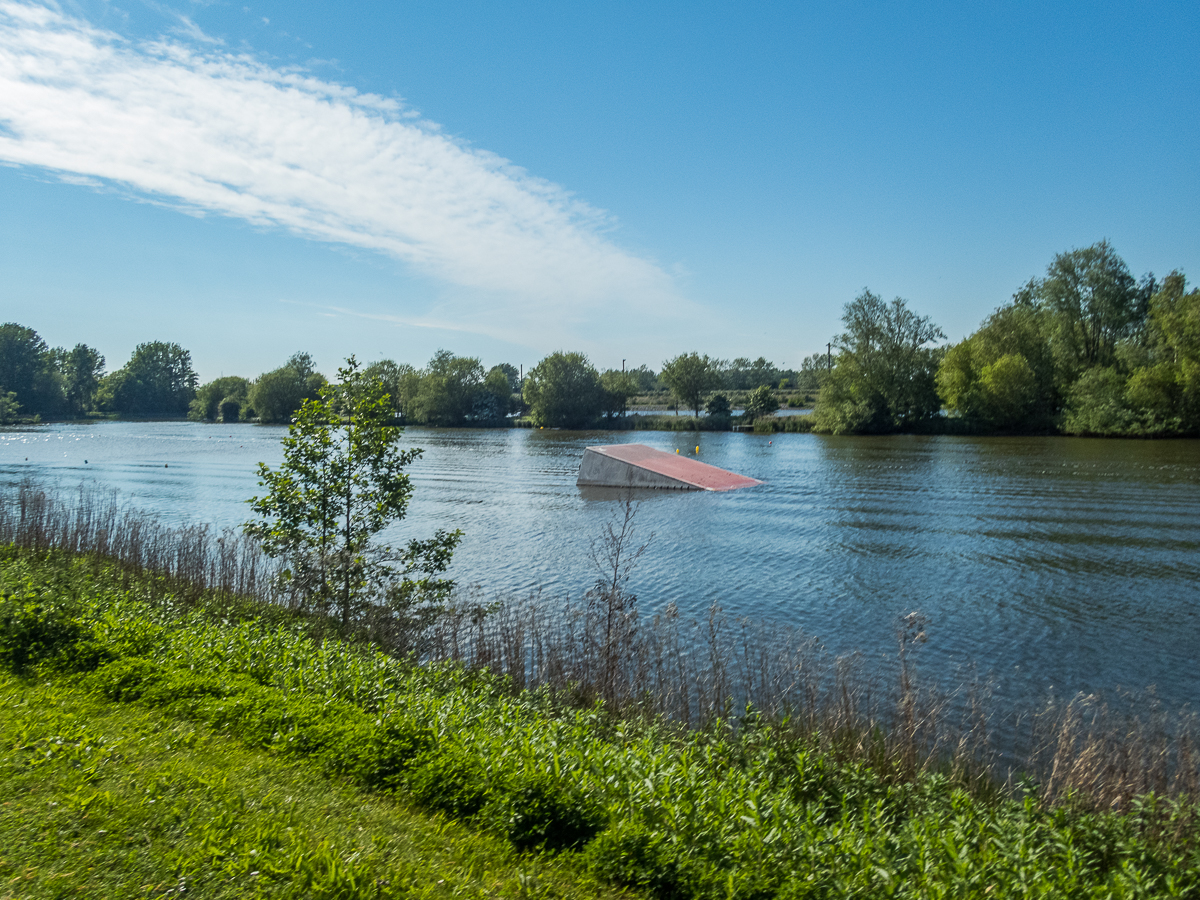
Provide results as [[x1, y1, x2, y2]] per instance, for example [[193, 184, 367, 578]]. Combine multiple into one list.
[[3, 421, 1199, 715]]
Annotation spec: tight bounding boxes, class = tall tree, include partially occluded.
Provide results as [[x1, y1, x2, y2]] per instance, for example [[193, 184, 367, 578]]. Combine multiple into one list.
[[410, 350, 484, 426], [660, 352, 720, 417], [812, 290, 945, 434], [250, 352, 326, 424], [103, 341, 197, 417], [57, 344, 105, 417], [0, 323, 63, 416], [245, 357, 461, 631], [599, 369, 637, 418], [523, 351, 603, 428], [1038, 240, 1145, 370]]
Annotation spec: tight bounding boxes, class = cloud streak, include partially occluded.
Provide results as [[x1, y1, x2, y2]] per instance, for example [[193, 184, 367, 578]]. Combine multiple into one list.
[[0, 1, 685, 344]]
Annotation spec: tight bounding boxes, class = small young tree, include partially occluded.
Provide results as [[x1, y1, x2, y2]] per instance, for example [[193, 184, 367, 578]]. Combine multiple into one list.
[[245, 357, 462, 633]]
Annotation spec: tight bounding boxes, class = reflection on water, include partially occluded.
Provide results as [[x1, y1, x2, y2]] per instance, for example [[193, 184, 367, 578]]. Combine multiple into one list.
[[3, 422, 1199, 714]]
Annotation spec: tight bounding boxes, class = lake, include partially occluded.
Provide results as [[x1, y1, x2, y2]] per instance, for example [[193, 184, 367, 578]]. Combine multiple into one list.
[[3, 421, 1199, 716]]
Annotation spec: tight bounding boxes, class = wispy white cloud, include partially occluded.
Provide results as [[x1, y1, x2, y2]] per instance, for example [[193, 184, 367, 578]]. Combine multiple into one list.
[[0, 1, 693, 347]]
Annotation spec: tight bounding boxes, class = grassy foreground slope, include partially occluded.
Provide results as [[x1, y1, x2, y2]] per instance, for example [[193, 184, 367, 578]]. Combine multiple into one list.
[[2, 547, 1199, 900], [0, 676, 617, 900]]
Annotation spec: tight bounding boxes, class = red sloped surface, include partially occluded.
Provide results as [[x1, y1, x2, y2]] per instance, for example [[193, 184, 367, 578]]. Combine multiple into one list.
[[591, 444, 763, 491]]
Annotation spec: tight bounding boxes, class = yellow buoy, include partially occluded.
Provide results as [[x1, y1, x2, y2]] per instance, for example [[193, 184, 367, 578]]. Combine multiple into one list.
[[695, 446, 699, 454], [675, 448, 679, 453]]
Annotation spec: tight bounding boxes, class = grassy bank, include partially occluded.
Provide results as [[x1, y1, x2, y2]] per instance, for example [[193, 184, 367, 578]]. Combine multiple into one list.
[[3, 546, 1199, 899], [0, 674, 617, 900]]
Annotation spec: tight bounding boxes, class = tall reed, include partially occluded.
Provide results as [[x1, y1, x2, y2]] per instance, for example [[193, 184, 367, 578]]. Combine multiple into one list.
[[0, 480, 278, 604], [2, 481, 1195, 810]]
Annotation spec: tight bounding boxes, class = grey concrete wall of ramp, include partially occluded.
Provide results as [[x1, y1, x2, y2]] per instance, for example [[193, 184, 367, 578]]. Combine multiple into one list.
[[576, 444, 763, 492]]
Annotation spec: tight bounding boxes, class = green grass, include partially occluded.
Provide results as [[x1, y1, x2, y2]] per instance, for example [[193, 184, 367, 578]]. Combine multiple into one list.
[[3, 546, 1200, 899], [0, 675, 623, 900]]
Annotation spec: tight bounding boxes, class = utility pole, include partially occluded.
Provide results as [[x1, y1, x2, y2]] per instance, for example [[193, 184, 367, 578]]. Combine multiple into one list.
[[826, 343, 832, 373]]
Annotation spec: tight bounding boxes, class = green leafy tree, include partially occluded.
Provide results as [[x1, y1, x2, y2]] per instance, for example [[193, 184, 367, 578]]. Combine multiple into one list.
[[797, 353, 831, 392], [705, 392, 732, 420], [1038, 241, 1147, 371], [250, 352, 326, 424], [812, 290, 945, 434], [599, 369, 637, 418], [57, 344, 105, 417], [0, 323, 63, 416], [523, 351, 603, 428], [362, 359, 418, 420], [476, 365, 516, 422], [1122, 272, 1200, 434], [245, 357, 462, 631], [936, 302, 1059, 431], [189, 376, 252, 422], [0, 391, 20, 424], [660, 352, 720, 417], [493, 363, 521, 394], [1061, 367, 1135, 435], [410, 350, 484, 426], [627, 364, 659, 394], [721, 357, 779, 391], [744, 384, 778, 420], [103, 341, 197, 417]]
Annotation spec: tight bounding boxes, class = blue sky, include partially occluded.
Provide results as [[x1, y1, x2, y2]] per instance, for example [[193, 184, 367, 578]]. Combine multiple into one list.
[[1, 0, 1197, 382]]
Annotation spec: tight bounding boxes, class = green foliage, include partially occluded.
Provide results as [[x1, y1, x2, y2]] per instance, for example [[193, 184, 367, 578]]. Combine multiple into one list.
[[627, 363, 661, 393], [1124, 272, 1200, 435], [744, 384, 778, 421], [0, 674, 619, 900], [56, 342, 106, 416], [362, 357, 418, 419], [797, 353, 830, 392], [101, 340, 198, 417], [599, 369, 637, 418], [937, 302, 1060, 431], [481, 364, 517, 421], [705, 393, 731, 419], [499, 775, 602, 852], [931, 248, 1198, 437], [189, 375, 252, 422], [0, 591, 85, 673], [1038, 240, 1149, 371], [661, 352, 721, 417], [0, 322, 64, 417], [407, 746, 493, 816], [523, 351, 603, 428], [245, 357, 461, 630], [813, 290, 945, 434], [410, 349, 485, 425], [1061, 367, 1136, 435], [374, 351, 519, 426], [0, 390, 20, 424], [721, 357, 781, 392], [4, 547, 1198, 900], [249, 351, 326, 424]]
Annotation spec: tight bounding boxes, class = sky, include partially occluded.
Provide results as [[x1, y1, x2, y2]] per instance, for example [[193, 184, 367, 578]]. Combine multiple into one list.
[[1, 0, 1197, 382]]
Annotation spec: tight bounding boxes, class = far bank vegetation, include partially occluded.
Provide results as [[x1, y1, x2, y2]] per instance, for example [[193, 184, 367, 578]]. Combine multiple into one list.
[[3, 241, 1195, 435]]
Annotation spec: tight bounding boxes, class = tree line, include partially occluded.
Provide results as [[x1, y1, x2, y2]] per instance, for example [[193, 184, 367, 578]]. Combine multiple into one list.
[[810, 240, 1199, 436], [7, 239, 1188, 435], [0, 326, 807, 428], [0, 329, 193, 424]]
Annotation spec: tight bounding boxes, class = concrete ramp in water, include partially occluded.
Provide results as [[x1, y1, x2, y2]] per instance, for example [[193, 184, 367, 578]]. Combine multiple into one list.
[[576, 444, 763, 492]]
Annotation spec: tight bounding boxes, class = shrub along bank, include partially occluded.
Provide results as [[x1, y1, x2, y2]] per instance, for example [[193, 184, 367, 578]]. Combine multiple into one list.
[[3, 546, 1198, 899]]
